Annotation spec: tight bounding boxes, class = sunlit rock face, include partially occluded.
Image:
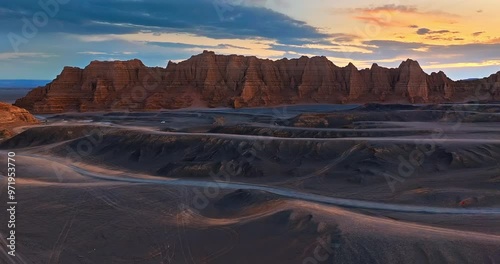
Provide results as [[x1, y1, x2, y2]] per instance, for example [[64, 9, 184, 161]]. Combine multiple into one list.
[[0, 102, 39, 138], [15, 51, 498, 113]]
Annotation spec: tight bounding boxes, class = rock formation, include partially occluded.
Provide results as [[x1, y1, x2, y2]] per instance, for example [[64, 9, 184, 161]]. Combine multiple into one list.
[[453, 72, 500, 101], [0, 103, 39, 138], [14, 51, 500, 113]]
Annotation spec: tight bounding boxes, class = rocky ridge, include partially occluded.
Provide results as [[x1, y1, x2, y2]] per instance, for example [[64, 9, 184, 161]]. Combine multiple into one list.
[[0, 103, 39, 138], [15, 51, 500, 113]]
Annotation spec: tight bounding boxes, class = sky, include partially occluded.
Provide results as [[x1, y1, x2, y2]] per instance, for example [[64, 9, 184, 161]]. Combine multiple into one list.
[[1, 0, 499, 80]]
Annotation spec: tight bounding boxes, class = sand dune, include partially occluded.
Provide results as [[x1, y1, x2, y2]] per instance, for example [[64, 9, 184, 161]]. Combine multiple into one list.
[[1, 104, 499, 263]]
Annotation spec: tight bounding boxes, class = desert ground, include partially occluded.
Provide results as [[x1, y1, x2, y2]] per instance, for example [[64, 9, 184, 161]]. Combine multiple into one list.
[[1, 103, 500, 263]]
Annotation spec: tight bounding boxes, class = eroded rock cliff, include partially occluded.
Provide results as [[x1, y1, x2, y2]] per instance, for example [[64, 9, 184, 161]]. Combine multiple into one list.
[[14, 51, 500, 113], [0, 103, 39, 138]]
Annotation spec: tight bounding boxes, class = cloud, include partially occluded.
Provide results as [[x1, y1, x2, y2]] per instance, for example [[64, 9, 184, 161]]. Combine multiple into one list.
[[0, 52, 55, 60], [417, 28, 431, 35], [77, 51, 139, 56], [353, 16, 397, 27], [487, 37, 500, 44], [416, 28, 455, 36], [0, 0, 329, 46], [330, 33, 359, 43], [77, 51, 109, 55], [343, 4, 459, 18], [0, 1, 498, 81], [363, 40, 500, 64], [432, 30, 451, 34], [217, 43, 251, 50], [147, 41, 250, 51], [472, 31, 485, 37], [423, 60, 500, 70], [355, 4, 418, 13], [337, 4, 460, 28]]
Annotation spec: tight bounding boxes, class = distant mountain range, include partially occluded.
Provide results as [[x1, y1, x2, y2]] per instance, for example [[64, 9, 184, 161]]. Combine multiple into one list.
[[0, 80, 51, 88], [13, 51, 500, 113]]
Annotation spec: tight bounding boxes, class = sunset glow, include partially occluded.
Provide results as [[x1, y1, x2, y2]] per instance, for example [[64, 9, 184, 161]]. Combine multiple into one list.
[[0, 0, 499, 80]]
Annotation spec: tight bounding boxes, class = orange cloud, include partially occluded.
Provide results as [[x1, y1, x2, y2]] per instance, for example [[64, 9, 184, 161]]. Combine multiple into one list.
[[486, 37, 500, 44], [352, 4, 459, 18], [354, 4, 419, 14], [422, 60, 500, 69], [325, 4, 494, 46], [344, 4, 460, 29]]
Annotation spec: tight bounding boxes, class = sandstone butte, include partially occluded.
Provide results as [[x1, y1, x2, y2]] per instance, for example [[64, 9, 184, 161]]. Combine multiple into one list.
[[0, 102, 39, 138], [14, 50, 500, 114]]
